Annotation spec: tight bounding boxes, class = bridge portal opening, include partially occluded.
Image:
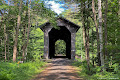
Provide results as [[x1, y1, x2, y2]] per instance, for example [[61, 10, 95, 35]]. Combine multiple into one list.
[[55, 40, 66, 58], [49, 26, 71, 59]]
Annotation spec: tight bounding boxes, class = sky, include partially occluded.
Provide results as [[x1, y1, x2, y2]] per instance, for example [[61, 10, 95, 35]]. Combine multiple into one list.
[[4, 0, 65, 15], [45, 1, 65, 15]]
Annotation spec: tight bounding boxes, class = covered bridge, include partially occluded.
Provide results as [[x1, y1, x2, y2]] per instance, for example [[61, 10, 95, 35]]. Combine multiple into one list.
[[39, 17, 80, 59]]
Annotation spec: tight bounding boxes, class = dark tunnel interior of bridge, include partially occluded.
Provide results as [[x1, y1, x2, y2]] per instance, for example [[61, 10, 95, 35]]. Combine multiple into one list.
[[49, 26, 71, 59]]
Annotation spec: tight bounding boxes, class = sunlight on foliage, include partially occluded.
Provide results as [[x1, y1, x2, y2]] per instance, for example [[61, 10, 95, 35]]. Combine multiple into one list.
[[0, 61, 46, 80], [55, 40, 66, 55]]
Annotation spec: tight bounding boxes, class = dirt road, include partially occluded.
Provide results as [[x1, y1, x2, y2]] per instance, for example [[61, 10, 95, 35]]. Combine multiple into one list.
[[32, 58, 83, 80]]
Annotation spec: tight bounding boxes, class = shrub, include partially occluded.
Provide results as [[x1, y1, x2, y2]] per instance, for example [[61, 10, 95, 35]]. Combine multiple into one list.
[[0, 61, 46, 80]]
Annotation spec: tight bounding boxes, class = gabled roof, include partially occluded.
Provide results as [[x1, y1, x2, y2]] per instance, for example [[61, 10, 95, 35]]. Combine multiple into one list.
[[38, 17, 80, 32], [58, 17, 80, 28]]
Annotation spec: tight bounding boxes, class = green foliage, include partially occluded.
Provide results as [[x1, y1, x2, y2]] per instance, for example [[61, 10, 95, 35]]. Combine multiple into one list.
[[0, 5, 8, 10], [62, 1, 120, 79], [55, 40, 66, 55], [0, 0, 57, 62], [0, 61, 46, 80], [75, 28, 85, 60], [73, 59, 120, 80], [27, 28, 44, 61], [0, 0, 120, 79]]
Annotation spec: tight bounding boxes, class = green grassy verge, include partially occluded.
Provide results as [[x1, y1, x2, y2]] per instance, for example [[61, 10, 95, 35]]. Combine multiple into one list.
[[0, 61, 46, 80], [72, 59, 120, 80]]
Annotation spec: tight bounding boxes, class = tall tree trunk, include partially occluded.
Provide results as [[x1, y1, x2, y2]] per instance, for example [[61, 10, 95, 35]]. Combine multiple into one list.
[[22, 0, 31, 61], [0, 11, 3, 59], [86, 26, 90, 70], [81, 2, 86, 57], [22, 25, 27, 61], [92, 28, 94, 66], [104, 0, 108, 66], [92, 0, 100, 66], [3, 0, 7, 62], [13, 1, 22, 62], [4, 24, 7, 62], [81, 1, 90, 70], [7, 36, 9, 61], [7, 0, 10, 61], [22, 0, 28, 61], [27, 0, 31, 49], [86, 0, 90, 70], [98, 0, 104, 67]]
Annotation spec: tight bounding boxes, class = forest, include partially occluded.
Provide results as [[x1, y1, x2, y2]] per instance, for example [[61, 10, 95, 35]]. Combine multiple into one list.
[[0, 0, 120, 80]]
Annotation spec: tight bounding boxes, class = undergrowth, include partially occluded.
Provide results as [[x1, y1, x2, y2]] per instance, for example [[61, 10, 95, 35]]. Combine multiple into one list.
[[0, 61, 46, 80], [73, 59, 120, 80]]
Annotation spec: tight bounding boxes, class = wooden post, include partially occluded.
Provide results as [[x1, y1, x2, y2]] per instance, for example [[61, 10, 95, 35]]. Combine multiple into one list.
[[44, 31, 49, 59], [71, 33, 76, 60]]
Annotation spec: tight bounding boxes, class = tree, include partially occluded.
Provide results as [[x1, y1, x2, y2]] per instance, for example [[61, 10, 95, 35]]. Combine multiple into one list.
[[98, 0, 104, 67], [4, 24, 7, 61], [24, 0, 31, 61], [3, 0, 7, 62], [104, 0, 108, 68], [21, 0, 28, 61], [13, 0, 22, 62], [81, 1, 90, 70], [92, 0, 100, 66]]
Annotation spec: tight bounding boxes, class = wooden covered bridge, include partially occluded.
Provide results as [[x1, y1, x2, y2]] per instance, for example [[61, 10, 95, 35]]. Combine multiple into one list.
[[39, 17, 80, 59]]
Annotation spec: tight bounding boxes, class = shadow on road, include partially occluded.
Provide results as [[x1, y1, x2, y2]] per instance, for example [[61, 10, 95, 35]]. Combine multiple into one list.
[[32, 58, 83, 80]]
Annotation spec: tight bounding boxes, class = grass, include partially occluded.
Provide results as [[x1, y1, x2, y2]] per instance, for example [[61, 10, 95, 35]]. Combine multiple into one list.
[[0, 61, 46, 80], [72, 59, 120, 80]]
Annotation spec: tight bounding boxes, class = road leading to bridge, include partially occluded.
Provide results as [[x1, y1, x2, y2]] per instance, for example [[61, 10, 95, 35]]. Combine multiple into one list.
[[32, 58, 83, 80]]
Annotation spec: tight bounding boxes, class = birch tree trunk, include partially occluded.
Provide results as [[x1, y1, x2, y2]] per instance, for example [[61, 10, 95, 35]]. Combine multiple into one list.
[[13, 1, 22, 62], [98, 0, 104, 67]]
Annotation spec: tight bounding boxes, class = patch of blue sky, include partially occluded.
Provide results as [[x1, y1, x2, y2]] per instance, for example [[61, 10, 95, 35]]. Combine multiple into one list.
[[45, 1, 65, 15]]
